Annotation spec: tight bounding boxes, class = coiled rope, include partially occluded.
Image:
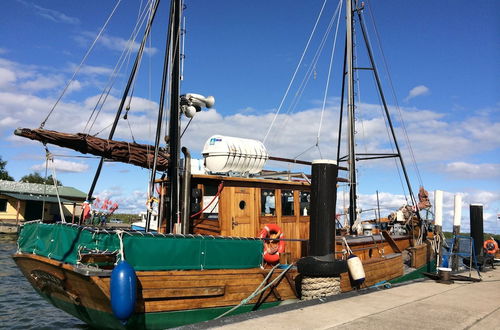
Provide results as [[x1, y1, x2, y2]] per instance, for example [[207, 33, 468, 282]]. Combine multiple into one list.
[[301, 276, 341, 300]]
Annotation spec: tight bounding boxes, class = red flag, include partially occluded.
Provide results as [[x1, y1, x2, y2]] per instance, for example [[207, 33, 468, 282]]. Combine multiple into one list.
[[102, 199, 109, 210]]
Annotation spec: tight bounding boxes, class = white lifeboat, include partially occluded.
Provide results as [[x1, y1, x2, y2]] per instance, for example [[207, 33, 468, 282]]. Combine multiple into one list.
[[202, 135, 268, 174]]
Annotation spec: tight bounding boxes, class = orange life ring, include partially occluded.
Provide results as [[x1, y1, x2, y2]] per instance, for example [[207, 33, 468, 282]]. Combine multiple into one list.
[[259, 224, 286, 264], [484, 239, 499, 255]]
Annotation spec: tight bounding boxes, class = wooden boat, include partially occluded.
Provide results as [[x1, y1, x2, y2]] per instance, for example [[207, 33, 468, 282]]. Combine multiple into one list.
[[13, 1, 436, 329]]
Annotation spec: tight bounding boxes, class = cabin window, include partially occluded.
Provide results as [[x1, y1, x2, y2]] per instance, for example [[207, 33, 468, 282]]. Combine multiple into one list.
[[0, 199, 7, 212], [261, 189, 276, 216], [281, 190, 294, 216], [299, 191, 310, 216], [202, 183, 219, 217], [239, 200, 246, 210]]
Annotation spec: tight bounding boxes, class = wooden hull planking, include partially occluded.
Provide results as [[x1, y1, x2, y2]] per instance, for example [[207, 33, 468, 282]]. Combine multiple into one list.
[[13, 253, 298, 329]]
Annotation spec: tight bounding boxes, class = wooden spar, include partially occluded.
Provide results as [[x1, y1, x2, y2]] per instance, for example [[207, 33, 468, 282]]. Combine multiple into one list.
[[14, 128, 170, 171], [269, 156, 348, 171]]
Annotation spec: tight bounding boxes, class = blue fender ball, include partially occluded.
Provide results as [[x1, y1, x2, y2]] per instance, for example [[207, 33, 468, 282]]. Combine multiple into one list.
[[110, 260, 137, 322]]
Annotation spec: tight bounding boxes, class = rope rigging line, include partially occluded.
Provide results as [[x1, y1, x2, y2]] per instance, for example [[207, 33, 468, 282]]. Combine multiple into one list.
[[262, 0, 329, 144], [366, 2, 423, 187], [40, 0, 123, 129], [180, 117, 193, 139], [84, 6, 150, 134], [50, 154, 100, 159], [283, 1, 342, 160], [126, 116, 137, 143], [282, 3, 339, 121], [317, 0, 343, 145], [372, 73, 409, 202], [84, 1, 153, 135], [43, 148, 67, 223], [352, 15, 369, 157]]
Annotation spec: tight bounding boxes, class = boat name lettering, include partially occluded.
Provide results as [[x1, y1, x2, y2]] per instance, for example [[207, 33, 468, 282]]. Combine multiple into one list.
[[30, 270, 64, 290]]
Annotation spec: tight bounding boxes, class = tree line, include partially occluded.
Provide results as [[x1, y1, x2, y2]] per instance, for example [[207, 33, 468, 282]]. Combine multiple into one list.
[[0, 156, 62, 186]]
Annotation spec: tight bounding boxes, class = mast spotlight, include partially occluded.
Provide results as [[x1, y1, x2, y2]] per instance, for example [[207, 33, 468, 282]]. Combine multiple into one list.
[[180, 93, 215, 118]]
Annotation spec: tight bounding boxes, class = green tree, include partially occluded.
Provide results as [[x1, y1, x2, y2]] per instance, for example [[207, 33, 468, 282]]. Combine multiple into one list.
[[20, 172, 63, 186], [0, 156, 14, 181]]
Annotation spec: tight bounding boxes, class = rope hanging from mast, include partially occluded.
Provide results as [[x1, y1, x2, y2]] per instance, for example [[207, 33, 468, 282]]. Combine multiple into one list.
[[86, 0, 162, 202], [262, 0, 329, 144], [40, 0, 124, 129], [316, 0, 343, 147], [84, 1, 154, 135], [366, 2, 423, 187]]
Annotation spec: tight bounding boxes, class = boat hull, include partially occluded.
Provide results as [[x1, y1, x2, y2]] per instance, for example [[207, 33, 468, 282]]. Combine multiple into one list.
[[13, 253, 297, 329]]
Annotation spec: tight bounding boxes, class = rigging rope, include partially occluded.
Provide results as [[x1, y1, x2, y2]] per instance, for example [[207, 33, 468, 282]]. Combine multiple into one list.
[[84, 1, 153, 135], [49, 159, 67, 224], [40, 0, 123, 129], [263, 0, 328, 144], [366, 2, 423, 187], [43, 148, 67, 223], [283, 3, 339, 120], [317, 0, 343, 145], [286, 1, 342, 159]]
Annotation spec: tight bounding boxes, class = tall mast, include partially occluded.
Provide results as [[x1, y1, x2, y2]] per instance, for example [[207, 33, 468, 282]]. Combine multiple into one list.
[[146, 0, 176, 232], [336, 1, 422, 234], [166, 0, 182, 231], [346, 0, 357, 231]]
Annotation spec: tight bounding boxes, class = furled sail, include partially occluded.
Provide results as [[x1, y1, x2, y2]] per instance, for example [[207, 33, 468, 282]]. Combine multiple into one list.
[[14, 128, 169, 171]]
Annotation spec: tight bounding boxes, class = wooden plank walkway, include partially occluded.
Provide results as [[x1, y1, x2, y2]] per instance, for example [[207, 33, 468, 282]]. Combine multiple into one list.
[[187, 267, 500, 329]]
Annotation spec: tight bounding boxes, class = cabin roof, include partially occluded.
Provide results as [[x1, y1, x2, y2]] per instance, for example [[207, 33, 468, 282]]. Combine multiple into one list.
[[190, 174, 311, 187], [0, 180, 87, 200]]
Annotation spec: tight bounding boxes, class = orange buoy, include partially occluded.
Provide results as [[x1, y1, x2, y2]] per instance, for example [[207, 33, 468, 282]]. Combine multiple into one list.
[[259, 224, 286, 264], [484, 239, 499, 255]]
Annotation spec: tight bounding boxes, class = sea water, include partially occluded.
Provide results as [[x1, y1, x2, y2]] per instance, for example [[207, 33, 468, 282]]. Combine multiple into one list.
[[0, 234, 87, 329]]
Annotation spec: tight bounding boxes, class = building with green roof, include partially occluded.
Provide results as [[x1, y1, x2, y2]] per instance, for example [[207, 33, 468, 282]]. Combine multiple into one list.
[[0, 180, 87, 231]]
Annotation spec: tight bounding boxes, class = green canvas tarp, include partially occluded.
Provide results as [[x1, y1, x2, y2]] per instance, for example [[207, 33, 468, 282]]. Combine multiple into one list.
[[18, 222, 264, 271]]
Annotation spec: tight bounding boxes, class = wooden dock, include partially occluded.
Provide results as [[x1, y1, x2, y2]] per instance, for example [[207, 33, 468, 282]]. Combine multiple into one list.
[[189, 267, 500, 329]]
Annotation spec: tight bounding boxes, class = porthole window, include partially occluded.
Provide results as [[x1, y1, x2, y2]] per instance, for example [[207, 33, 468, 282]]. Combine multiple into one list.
[[239, 200, 246, 210]]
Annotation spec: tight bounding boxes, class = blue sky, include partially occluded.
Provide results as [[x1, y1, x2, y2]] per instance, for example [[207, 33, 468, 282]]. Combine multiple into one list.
[[0, 0, 499, 233]]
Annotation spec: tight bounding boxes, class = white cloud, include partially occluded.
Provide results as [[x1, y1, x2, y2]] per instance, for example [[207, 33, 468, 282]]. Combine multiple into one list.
[[78, 64, 114, 76], [19, 74, 63, 91], [0, 67, 16, 87], [18, 0, 80, 25], [67, 80, 83, 93], [442, 162, 500, 179], [98, 34, 157, 55], [0, 117, 20, 127], [31, 159, 89, 173], [404, 85, 430, 102], [76, 32, 157, 56]]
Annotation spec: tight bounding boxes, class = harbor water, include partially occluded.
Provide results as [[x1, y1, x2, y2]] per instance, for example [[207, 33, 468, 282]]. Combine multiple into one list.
[[0, 234, 86, 329]]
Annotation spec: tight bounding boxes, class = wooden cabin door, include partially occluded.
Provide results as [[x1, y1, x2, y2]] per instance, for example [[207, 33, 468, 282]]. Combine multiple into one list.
[[230, 187, 255, 237]]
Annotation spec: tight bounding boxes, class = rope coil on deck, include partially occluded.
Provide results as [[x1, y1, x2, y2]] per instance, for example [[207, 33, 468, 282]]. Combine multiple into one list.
[[301, 276, 341, 300]]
